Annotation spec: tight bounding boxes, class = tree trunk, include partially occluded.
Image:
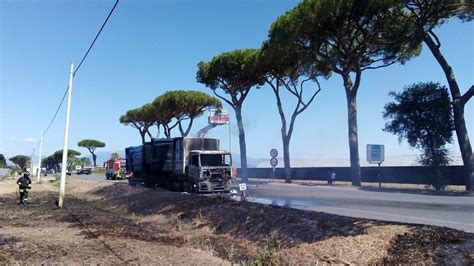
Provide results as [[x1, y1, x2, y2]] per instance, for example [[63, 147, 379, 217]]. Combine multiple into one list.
[[283, 136, 291, 183], [140, 131, 146, 144], [178, 118, 194, 137], [343, 74, 362, 186], [163, 125, 171, 138], [424, 35, 474, 191], [92, 154, 97, 167], [146, 129, 152, 140], [178, 121, 186, 137], [235, 108, 248, 182]]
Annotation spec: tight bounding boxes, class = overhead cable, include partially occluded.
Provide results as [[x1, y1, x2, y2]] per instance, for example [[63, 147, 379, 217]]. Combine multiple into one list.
[[41, 0, 119, 135]]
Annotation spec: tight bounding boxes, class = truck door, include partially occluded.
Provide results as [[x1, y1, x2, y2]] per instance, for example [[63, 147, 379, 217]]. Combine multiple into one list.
[[188, 154, 200, 178]]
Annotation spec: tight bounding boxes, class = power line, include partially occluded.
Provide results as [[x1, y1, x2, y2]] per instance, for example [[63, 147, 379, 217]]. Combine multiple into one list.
[[41, 0, 119, 135], [43, 87, 68, 135], [74, 0, 119, 77]]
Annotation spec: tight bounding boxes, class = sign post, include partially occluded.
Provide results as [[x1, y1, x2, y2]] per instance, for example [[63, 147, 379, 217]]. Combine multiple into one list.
[[367, 144, 385, 188], [239, 182, 247, 201], [270, 149, 278, 182]]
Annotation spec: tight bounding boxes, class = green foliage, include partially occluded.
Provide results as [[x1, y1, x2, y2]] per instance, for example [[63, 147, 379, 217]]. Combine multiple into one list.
[[42, 155, 57, 169], [79, 157, 92, 166], [197, 49, 265, 108], [41, 150, 81, 171], [152, 90, 222, 136], [120, 106, 154, 126], [383, 82, 454, 189], [120, 105, 155, 143], [155, 90, 222, 119], [77, 139, 105, 150], [53, 149, 81, 160], [0, 154, 7, 168], [383, 82, 454, 165], [405, 0, 474, 31], [269, 0, 422, 73], [8, 155, 30, 169], [77, 139, 105, 166]]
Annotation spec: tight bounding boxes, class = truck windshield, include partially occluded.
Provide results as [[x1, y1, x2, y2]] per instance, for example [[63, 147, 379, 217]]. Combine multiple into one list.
[[200, 154, 231, 167]]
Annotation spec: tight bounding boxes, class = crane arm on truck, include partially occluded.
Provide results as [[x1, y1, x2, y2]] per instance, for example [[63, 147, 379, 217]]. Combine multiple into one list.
[[196, 124, 217, 138]]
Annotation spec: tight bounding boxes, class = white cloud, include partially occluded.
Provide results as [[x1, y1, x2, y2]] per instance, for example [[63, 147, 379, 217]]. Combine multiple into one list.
[[9, 136, 16, 141], [23, 138, 37, 143]]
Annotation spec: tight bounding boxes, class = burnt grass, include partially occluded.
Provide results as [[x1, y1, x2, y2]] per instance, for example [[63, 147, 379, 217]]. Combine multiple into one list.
[[90, 183, 474, 264], [3, 178, 468, 264]]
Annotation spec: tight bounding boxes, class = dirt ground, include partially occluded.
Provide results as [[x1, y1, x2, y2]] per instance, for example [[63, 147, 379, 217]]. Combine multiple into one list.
[[1, 177, 473, 265]]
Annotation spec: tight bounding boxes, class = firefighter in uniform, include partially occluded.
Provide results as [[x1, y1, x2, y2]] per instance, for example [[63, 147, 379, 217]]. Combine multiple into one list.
[[17, 171, 32, 205]]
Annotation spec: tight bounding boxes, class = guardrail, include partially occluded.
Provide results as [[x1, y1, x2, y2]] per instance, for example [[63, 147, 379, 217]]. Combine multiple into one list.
[[243, 166, 465, 185]]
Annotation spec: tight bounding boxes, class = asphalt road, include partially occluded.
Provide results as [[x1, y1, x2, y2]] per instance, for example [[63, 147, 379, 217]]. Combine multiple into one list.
[[71, 173, 126, 183], [245, 182, 474, 232]]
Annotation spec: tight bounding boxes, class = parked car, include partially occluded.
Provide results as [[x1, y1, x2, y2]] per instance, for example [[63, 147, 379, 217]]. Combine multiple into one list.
[[79, 169, 92, 175]]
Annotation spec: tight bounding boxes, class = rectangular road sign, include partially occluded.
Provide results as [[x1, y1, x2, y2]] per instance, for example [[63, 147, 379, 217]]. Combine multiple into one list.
[[367, 144, 385, 164]]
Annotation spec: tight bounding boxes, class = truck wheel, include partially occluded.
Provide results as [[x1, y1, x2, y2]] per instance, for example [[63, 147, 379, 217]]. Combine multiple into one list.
[[183, 182, 191, 193], [190, 183, 197, 194]]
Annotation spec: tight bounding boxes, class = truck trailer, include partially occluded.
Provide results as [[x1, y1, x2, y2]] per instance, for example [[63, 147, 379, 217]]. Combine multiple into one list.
[[125, 137, 233, 193]]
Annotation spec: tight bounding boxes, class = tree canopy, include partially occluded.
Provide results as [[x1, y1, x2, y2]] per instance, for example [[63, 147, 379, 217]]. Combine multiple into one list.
[[152, 90, 222, 137], [42, 155, 58, 170], [78, 139, 106, 166], [120, 106, 155, 144], [53, 149, 81, 161], [383, 82, 454, 166], [77, 139, 105, 150], [0, 154, 6, 168], [197, 49, 265, 109], [80, 157, 92, 166], [9, 155, 30, 169]]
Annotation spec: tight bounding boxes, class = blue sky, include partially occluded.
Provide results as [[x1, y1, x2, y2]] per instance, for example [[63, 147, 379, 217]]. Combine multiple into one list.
[[1, 0, 473, 165]]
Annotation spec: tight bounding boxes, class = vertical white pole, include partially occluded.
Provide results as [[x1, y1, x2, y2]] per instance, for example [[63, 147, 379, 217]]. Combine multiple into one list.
[[59, 63, 74, 208], [37, 131, 43, 182]]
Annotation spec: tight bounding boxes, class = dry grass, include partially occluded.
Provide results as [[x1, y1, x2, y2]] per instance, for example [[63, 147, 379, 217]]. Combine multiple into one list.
[[1, 177, 472, 265]]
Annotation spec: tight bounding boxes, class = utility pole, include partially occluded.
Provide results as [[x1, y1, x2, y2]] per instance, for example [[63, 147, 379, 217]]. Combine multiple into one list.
[[37, 131, 43, 182], [59, 63, 74, 208]]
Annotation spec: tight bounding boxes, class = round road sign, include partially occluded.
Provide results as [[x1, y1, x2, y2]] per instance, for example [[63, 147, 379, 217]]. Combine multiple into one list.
[[270, 157, 278, 167], [270, 148, 278, 158]]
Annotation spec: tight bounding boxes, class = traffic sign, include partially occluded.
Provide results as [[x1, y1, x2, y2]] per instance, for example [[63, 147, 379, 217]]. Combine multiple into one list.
[[239, 183, 247, 191], [270, 157, 278, 167], [270, 148, 278, 158], [367, 144, 385, 164]]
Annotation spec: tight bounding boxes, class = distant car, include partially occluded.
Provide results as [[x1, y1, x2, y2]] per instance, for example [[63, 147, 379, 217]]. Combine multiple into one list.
[[66, 170, 72, 176], [80, 169, 92, 175]]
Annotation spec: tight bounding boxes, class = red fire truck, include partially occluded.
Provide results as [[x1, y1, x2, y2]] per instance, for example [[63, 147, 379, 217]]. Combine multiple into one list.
[[105, 159, 127, 180]]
